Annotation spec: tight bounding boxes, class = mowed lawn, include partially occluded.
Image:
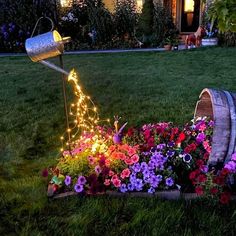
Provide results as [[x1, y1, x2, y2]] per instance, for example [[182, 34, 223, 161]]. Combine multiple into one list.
[[0, 47, 236, 235]]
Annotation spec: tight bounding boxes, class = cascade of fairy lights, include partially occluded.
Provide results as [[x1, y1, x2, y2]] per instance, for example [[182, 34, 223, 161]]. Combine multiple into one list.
[[60, 69, 110, 151]]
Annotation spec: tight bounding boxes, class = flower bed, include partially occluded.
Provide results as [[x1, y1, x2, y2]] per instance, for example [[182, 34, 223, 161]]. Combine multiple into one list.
[[44, 117, 236, 204]]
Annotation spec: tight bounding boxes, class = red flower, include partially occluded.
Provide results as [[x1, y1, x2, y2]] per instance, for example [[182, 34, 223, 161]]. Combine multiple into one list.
[[127, 128, 134, 137], [177, 132, 186, 144], [220, 168, 230, 176], [210, 187, 218, 195], [184, 146, 191, 154], [189, 143, 197, 151], [143, 129, 151, 140], [195, 186, 204, 195], [147, 137, 155, 148], [196, 160, 204, 168], [213, 176, 225, 186], [197, 174, 207, 183], [220, 192, 231, 204], [203, 152, 209, 161], [189, 171, 197, 180]]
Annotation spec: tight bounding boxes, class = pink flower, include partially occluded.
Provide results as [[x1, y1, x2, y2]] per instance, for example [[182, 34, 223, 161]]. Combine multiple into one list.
[[88, 156, 95, 165], [121, 168, 131, 179], [111, 174, 118, 181], [109, 170, 115, 176], [104, 179, 111, 186], [131, 154, 139, 163], [125, 159, 133, 165], [199, 123, 207, 131], [112, 179, 121, 188]]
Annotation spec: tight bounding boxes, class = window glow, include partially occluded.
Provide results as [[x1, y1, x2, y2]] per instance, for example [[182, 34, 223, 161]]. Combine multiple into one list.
[[60, 0, 72, 7], [136, 0, 143, 10], [184, 0, 194, 12]]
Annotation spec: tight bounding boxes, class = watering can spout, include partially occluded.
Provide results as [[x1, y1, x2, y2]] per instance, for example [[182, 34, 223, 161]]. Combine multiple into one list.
[[40, 60, 69, 76]]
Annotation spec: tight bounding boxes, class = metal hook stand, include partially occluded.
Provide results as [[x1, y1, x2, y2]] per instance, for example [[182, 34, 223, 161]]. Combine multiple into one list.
[[25, 16, 72, 147]]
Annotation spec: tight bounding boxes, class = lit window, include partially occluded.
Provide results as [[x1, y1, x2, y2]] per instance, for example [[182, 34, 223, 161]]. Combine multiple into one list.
[[60, 0, 72, 7], [136, 0, 143, 12], [184, 0, 194, 12]]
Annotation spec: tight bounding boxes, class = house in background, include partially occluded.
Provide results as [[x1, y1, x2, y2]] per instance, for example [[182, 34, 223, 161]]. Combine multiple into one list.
[[60, 0, 204, 34]]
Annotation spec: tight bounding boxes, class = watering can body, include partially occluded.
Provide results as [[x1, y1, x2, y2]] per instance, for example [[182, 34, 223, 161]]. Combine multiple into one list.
[[25, 17, 71, 75], [25, 30, 65, 62], [25, 30, 70, 62]]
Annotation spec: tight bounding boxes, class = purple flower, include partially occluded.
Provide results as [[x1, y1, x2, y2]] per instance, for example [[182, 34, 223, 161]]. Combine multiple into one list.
[[127, 183, 134, 191], [156, 175, 163, 181], [140, 162, 148, 170], [41, 168, 48, 177], [165, 177, 174, 187], [148, 187, 155, 194], [132, 163, 141, 173], [166, 150, 175, 157], [142, 169, 150, 177], [167, 141, 175, 148], [120, 184, 127, 193], [183, 154, 192, 163], [65, 175, 71, 186], [95, 165, 102, 174], [231, 153, 236, 161], [148, 160, 155, 170], [156, 143, 166, 150], [74, 184, 84, 193], [201, 165, 209, 173], [208, 120, 214, 127], [77, 175, 86, 185], [135, 178, 143, 191], [196, 133, 206, 143], [224, 161, 236, 173]]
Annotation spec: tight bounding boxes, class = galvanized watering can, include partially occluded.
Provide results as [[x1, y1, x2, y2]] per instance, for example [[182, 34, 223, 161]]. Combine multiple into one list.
[[25, 17, 71, 75]]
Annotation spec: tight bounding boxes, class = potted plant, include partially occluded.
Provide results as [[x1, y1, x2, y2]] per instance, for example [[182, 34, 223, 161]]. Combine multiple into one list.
[[202, 22, 218, 46], [163, 36, 172, 51]]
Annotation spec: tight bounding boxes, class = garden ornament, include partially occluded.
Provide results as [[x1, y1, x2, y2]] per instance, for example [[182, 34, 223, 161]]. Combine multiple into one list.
[[185, 26, 205, 49], [113, 116, 128, 144], [25, 16, 71, 75]]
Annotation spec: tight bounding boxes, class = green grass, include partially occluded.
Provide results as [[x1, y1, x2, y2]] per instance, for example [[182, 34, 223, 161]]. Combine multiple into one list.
[[1, 47, 236, 235]]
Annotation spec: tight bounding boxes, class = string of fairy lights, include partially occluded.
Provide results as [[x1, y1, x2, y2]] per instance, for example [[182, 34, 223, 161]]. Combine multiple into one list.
[[60, 69, 110, 151]]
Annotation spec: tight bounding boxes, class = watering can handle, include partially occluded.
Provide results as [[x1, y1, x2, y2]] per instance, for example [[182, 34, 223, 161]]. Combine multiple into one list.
[[30, 16, 54, 38]]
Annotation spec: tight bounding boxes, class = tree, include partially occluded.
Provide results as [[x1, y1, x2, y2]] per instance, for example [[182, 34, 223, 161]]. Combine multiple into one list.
[[139, 0, 154, 37]]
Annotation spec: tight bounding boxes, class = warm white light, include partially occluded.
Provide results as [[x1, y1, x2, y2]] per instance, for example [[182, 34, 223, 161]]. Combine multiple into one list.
[[60, 0, 71, 7], [184, 0, 194, 12], [136, 0, 143, 13]]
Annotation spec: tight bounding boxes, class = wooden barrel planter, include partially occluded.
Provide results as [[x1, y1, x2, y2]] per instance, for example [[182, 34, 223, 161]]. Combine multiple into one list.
[[194, 88, 236, 167]]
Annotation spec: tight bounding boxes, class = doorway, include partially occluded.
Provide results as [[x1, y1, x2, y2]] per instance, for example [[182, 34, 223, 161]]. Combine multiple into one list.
[[181, 0, 200, 32]]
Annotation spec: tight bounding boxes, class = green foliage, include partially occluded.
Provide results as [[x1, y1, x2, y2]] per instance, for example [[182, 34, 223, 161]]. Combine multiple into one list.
[[113, 0, 138, 38], [57, 152, 91, 177], [86, 0, 114, 43], [207, 0, 236, 33], [153, 3, 179, 46], [139, 0, 154, 41]]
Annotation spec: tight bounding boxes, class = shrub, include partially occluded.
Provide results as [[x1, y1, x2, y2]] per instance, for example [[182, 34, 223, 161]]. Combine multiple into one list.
[[139, 0, 154, 45], [0, 0, 59, 52], [86, 0, 114, 43], [113, 0, 138, 39]]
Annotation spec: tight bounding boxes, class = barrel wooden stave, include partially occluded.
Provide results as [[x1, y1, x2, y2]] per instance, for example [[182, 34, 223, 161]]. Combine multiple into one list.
[[194, 88, 232, 166]]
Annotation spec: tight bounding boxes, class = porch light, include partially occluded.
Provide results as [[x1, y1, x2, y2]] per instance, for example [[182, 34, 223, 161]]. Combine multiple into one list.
[[184, 0, 194, 12], [184, 0, 194, 26]]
